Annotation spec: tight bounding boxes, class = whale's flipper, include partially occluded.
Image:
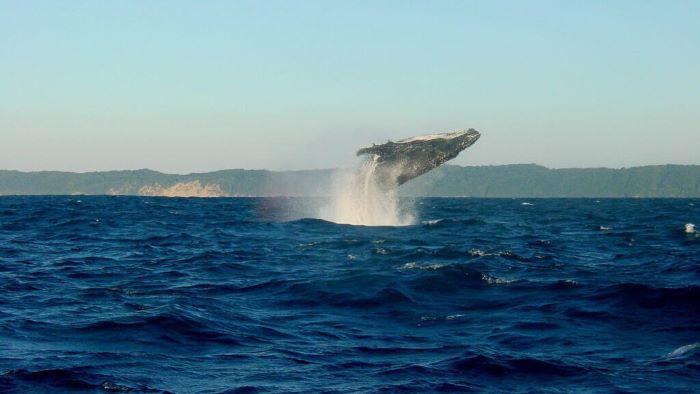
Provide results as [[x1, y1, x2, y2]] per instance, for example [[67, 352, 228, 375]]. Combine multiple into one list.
[[356, 129, 481, 186]]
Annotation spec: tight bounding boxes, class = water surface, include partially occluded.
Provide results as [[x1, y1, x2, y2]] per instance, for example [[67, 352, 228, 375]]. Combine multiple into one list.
[[1, 196, 699, 392]]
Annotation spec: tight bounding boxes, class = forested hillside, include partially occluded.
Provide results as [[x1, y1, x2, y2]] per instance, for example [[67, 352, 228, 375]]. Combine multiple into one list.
[[1, 165, 699, 197]]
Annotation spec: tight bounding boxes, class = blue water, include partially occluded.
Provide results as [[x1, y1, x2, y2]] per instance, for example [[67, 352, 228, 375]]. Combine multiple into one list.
[[1, 196, 699, 393]]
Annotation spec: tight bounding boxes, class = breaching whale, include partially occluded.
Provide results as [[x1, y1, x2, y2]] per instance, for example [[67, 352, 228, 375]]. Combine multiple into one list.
[[356, 129, 481, 186]]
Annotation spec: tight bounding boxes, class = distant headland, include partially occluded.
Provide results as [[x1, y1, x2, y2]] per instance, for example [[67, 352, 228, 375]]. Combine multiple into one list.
[[1, 164, 699, 198]]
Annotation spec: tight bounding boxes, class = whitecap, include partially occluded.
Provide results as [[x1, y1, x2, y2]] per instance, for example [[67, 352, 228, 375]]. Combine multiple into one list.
[[599, 226, 611, 231], [375, 247, 389, 255], [399, 262, 446, 271], [469, 248, 487, 257], [421, 219, 443, 225], [685, 223, 696, 234], [419, 313, 466, 322], [469, 248, 516, 258], [481, 274, 515, 285], [521, 202, 534, 206], [665, 343, 699, 359]]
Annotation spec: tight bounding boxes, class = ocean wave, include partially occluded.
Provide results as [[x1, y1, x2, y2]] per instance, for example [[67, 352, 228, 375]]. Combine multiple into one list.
[[74, 312, 244, 347], [468, 248, 530, 262], [398, 262, 447, 270], [589, 283, 700, 310], [404, 265, 515, 293], [3, 196, 700, 392], [1, 368, 166, 393], [447, 354, 589, 377], [419, 217, 486, 227]]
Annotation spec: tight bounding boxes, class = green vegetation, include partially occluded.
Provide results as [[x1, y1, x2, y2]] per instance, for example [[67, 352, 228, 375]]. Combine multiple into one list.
[[1, 165, 699, 197], [400, 164, 700, 197]]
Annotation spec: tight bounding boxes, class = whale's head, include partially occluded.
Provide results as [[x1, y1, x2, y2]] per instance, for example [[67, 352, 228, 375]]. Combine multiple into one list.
[[395, 129, 480, 160], [396, 129, 480, 146]]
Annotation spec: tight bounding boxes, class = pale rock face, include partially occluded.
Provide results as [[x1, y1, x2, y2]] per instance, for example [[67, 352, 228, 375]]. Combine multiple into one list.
[[138, 181, 227, 197]]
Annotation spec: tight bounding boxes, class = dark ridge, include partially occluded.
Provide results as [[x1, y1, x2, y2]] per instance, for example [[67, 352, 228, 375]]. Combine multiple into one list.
[[590, 283, 700, 310], [450, 354, 589, 378], [2, 164, 700, 197], [1, 368, 170, 393]]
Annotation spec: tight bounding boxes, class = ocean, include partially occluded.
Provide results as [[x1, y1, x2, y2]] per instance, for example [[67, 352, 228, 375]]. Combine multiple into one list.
[[1, 196, 699, 393]]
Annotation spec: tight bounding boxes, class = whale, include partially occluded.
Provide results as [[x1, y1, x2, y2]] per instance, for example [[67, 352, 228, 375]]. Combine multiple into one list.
[[356, 129, 481, 186]]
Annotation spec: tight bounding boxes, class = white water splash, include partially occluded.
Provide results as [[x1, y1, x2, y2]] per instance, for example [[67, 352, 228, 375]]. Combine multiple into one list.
[[319, 156, 414, 226], [664, 343, 699, 359]]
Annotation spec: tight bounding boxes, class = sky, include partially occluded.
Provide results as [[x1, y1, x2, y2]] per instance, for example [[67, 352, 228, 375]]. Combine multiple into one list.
[[1, 0, 698, 173]]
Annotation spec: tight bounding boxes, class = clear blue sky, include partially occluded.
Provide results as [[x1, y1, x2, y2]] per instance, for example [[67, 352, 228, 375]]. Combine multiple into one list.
[[1, 0, 698, 173]]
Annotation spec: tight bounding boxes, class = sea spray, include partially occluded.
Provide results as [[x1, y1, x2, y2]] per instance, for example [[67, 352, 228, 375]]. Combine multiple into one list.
[[320, 156, 414, 226]]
